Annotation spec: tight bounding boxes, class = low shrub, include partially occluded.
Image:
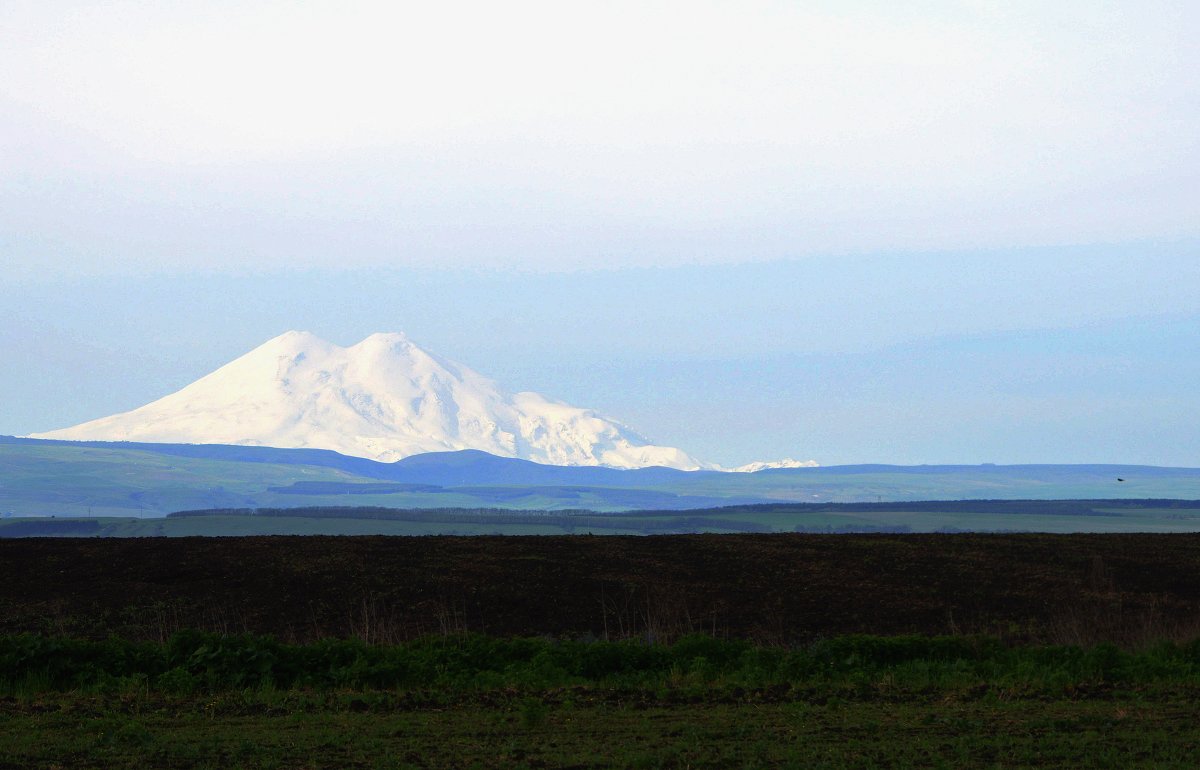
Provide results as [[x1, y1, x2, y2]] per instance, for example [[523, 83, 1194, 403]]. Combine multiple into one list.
[[4, 631, 1200, 696]]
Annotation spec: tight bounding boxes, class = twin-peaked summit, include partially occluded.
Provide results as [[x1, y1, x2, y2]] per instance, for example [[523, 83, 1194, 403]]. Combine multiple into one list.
[[33, 331, 709, 470]]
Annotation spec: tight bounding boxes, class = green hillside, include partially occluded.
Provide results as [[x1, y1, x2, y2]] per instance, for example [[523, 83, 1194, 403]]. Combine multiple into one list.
[[5, 437, 1200, 523], [5, 500, 1200, 537]]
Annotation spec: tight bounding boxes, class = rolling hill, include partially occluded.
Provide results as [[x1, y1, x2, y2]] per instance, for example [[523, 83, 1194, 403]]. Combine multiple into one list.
[[5, 436, 1200, 526]]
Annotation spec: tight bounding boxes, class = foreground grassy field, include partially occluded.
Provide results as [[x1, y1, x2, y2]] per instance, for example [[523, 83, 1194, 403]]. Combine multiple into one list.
[[8, 692, 1200, 769], [7, 533, 1200, 767], [5, 633, 1200, 768]]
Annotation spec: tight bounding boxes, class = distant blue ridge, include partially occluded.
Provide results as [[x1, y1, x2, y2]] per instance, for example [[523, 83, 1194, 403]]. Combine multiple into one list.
[[4, 436, 1197, 486], [0, 436, 702, 487]]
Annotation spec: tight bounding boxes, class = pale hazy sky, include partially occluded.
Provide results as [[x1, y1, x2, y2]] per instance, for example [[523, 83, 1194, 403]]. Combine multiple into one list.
[[2, 1, 1198, 465]]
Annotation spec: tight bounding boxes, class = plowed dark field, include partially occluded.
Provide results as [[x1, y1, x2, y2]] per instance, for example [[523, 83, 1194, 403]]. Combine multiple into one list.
[[4, 533, 1200, 644]]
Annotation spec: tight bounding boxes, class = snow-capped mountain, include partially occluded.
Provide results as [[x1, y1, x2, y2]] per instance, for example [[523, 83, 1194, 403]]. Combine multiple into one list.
[[31, 331, 710, 470], [729, 458, 821, 473]]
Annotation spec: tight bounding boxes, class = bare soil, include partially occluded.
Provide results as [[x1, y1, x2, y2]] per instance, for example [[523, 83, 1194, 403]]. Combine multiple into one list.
[[3, 533, 1200, 644]]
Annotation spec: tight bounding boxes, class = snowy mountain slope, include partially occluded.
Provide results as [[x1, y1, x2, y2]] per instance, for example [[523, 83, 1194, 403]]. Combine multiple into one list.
[[31, 331, 709, 470]]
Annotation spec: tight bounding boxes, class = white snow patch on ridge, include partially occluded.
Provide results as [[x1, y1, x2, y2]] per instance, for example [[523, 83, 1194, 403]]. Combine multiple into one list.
[[729, 458, 821, 473], [32, 331, 713, 470]]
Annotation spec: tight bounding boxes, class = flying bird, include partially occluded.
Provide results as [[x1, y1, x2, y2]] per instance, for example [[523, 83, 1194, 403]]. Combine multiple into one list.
[[1117, 478, 1126, 482]]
